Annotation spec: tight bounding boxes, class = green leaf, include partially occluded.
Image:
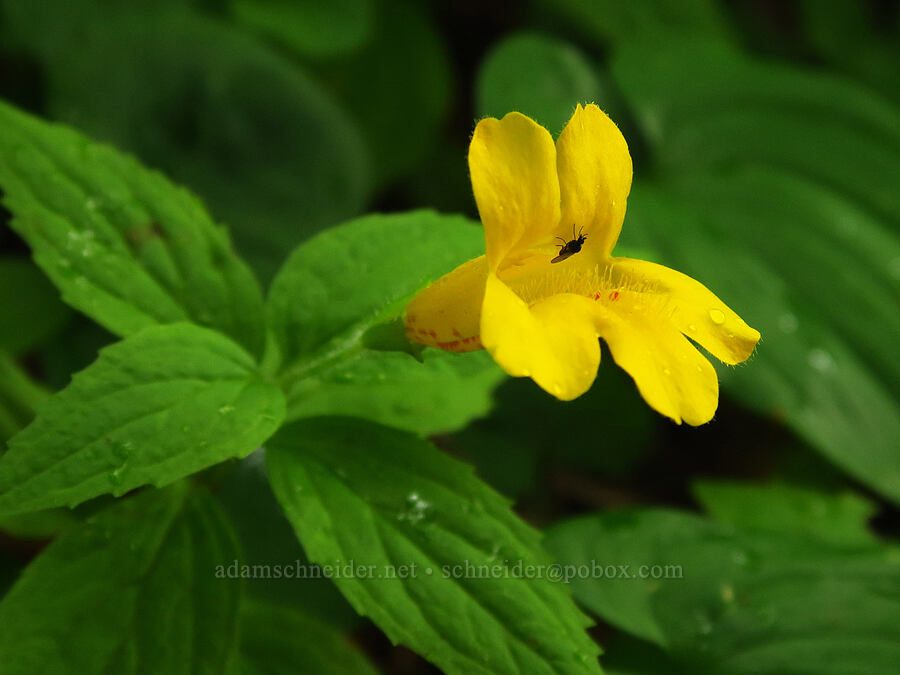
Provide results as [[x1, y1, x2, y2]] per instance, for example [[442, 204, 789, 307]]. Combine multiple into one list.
[[476, 32, 604, 136], [286, 349, 503, 435], [1, 1, 371, 282], [0, 352, 48, 443], [269, 210, 483, 367], [612, 39, 900, 224], [269, 210, 503, 434], [692, 480, 878, 547], [327, 0, 452, 186], [798, 0, 900, 106], [534, 0, 733, 48], [0, 323, 285, 515], [0, 98, 267, 358], [608, 40, 900, 503], [622, 176, 900, 504], [0, 508, 78, 540], [230, 599, 377, 675], [231, 0, 373, 59], [545, 509, 900, 674], [266, 417, 602, 674], [0, 257, 71, 355], [0, 483, 242, 674], [217, 452, 358, 628]]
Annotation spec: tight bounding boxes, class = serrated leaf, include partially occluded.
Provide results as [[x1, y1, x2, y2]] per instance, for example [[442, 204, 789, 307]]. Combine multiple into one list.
[[286, 349, 503, 435], [266, 417, 602, 675], [0, 323, 285, 515], [545, 509, 900, 675], [0, 483, 241, 675], [0, 0, 371, 282], [230, 599, 377, 675], [268, 211, 484, 366], [691, 479, 877, 547], [476, 32, 604, 136], [0, 99, 267, 357], [217, 452, 358, 628], [269, 210, 503, 434]]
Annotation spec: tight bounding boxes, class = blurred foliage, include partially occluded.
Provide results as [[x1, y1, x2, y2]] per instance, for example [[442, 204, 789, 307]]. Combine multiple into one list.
[[1, 0, 899, 673]]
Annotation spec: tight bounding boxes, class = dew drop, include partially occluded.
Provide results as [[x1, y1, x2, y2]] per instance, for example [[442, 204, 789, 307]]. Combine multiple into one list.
[[688, 323, 697, 332], [663, 368, 672, 376], [807, 348, 834, 373], [708, 309, 725, 325], [218, 405, 235, 415], [397, 491, 432, 525], [778, 312, 798, 334]]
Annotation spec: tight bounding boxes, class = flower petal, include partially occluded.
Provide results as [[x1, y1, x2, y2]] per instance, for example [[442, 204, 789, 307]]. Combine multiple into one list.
[[611, 258, 760, 365], [481, 274, 600, 400], [556, 104, 633, 257], [405, 256, 487, 352], [593, 303, 719, 425], [469, 113, 561, 270]]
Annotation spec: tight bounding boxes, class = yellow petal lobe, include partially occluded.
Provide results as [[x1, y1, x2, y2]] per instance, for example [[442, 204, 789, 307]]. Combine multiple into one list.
[[611, 258, 760, 365], [593, 303, 719, 425], [481, 274, 600, 400], [405, 256, 487, 352], [469, 113, 561, 270], [556, 104, 633, 257]]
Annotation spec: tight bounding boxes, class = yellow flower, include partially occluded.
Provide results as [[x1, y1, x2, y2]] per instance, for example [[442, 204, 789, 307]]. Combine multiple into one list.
[[405, 104, 760, 425]]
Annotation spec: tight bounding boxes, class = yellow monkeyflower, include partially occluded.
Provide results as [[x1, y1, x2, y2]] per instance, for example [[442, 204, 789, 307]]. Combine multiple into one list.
[[405, 104, 759, 425]]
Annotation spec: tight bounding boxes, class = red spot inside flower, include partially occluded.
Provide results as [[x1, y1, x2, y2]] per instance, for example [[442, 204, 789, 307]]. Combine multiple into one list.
[[609, 291, 620, 302], [451, 328, 462, 337], [407, 313, 417, 324], [436, 334, 481, 351], [593, 292, 601, 300]]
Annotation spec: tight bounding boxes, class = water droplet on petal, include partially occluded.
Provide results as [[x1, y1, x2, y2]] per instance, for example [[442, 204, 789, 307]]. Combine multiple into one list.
[[708, 309, 725, 325], [688, 323, 697, 332], [663, 368, 672, 376]]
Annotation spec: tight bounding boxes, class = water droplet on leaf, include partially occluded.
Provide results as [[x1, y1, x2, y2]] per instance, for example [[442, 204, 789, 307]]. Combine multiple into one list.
[[807, 348, 834, 373]]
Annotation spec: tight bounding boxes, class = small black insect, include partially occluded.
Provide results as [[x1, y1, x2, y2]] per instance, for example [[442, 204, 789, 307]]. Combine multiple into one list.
[[551, 224, 587, 263]]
